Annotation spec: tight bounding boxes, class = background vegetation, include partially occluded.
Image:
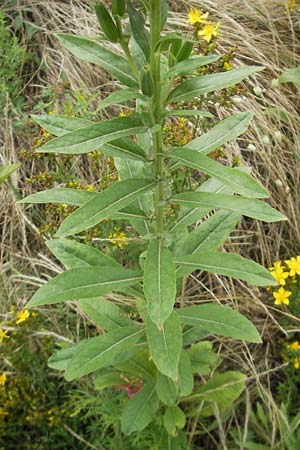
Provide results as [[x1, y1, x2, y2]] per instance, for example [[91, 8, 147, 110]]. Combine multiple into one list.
[[0, 0, 300, 448]]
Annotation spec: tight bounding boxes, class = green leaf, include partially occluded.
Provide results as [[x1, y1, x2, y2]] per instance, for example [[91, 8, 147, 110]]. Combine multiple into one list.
[[114, 348, 156, 380], [79, 298, 134, 330], [127, 0, 150, 61], [165, 55, 221, 79], [174, 252, 277, 287], [121, 381, 159, 434], [0, 163, 20, 184], [28, 266, 143, 307], [18, 188, 95, 206], [47, 238, 119, 269], [176, 210, 241, 276], [164, 406, 186, 437], [178, 351, 194, 397], [156, 372, 178, 406], [172, 192, 286, 223], [65, 326, 144, 380], [177, 303, 262, 342], [167, 66, 264, 103], [32, 114, 147, 161], [189, 341, 220, 374], [57, 34, 138, 88], [94, 371, 123, 390], [182, 327, 210, 345], [56, 178, 154, 237], [169, 178, 229, 234], [32, 114, 91, 136], [146, 312, 182, 381], [171, 148, 269, 198], [185, 371, 246, 406], [99, 88, 145, 109], [165, 109, 213, 118], [48, 345, 79, 371], [278, 66, 300, 87], [36, 115, 146, 154], [144, 240, 176, 326], [170, 112, 253, 172]]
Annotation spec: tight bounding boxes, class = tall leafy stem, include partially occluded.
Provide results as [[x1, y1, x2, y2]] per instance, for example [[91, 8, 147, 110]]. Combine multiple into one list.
[[19, 0, 286, 444]]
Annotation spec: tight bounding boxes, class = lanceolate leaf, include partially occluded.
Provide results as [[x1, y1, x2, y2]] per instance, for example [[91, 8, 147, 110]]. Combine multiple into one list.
[[144, 240, 176, 326], [174, 252, 277, 286], [127, 0, 150, 61], [121, 381, 159, 435], [65, 326, 144, 380], [114, 348, 156, 380], [18, 188, 96, 206], [48, 345, 79, 371], [56, 178, 154, 237], [171, 148, 269, 198], [32, 114, 91, 136], [165, 55, 221, 79], [47, 239, 119, 269], [156, 372, 178, 406], [146, 312, 182, 381], [32, 114, 147, 161], [178, 351, 194, 397], [164, 406, 186, 437], [169, 178, 229, 234], [167, 66, 264, 103], [27, 266, 143, 307], [185, 371, 246, 405], [79, 298, 134, 330], [0, 163, 21, 184], [36, 115, 146, 154], [177, 304, 261, 343], [57, 34, 138, 88], [99, 88, 145, 109], [177, 210, 240, 257], [172, 192, 286, 223]]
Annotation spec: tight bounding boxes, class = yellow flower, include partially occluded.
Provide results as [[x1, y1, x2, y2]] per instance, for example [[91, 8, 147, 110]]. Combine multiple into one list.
[[16, 309, 30, 325], [285, 256, 300, 277], [108, 230, 127, 249], [0, 328, 9, 343], [273, 287, 292, 305], [198, 22, 220, 43], [223, 62, 233, 71], [294, 358, 300, 369], [269, 261, 289, 285], [0, 373, 7, 386], [287, 341, 300, 351], [187, 8, 209, 25]]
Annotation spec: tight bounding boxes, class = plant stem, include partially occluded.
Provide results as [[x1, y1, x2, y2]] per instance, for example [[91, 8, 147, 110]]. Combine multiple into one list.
[[150, 0, 164, 238]]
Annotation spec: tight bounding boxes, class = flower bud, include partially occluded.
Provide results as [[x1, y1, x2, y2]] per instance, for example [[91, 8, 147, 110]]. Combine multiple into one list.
[[112, 0, 126, 17], [253, 86, 263, 97], [140, 66, 155, 97]]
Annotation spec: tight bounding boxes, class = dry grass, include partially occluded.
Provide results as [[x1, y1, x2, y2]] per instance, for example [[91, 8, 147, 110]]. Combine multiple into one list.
[[1, 0, 300, 448]]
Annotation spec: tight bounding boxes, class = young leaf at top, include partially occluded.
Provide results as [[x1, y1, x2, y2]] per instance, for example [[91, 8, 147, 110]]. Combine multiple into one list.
[[167, 66, 264, 103], [177, 303, 262, 343], [27, 266, 143, 307], [127, 0, 150, 61], [36, 114, 146, 154], [121, 381, 159, 435], [65, 326, 144, 380], [56, 178, 154, 237], [144, 239, 176, 326], [47, 238, 119, 269], [171, 148, 269, 199], [174, 252, 277, 287], [172, 192, 286, 223], [57, 34, 138, 88], [95, 2, 120, 43], [146, 312, 182, 381]]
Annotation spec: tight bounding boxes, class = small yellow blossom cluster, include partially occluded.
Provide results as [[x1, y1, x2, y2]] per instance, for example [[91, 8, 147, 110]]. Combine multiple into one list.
[[284, 341, 300, 369], [164, 117, 193, 147], [286, 0, 300, 12], [187, 8, 220, 43], [269, 257, 300, 306], [108, 227, 128, 249], [0, 373, 7, 386]]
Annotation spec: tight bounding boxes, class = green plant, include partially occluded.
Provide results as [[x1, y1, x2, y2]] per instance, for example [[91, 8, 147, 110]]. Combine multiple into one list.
[[19, 1, 286, 446]]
